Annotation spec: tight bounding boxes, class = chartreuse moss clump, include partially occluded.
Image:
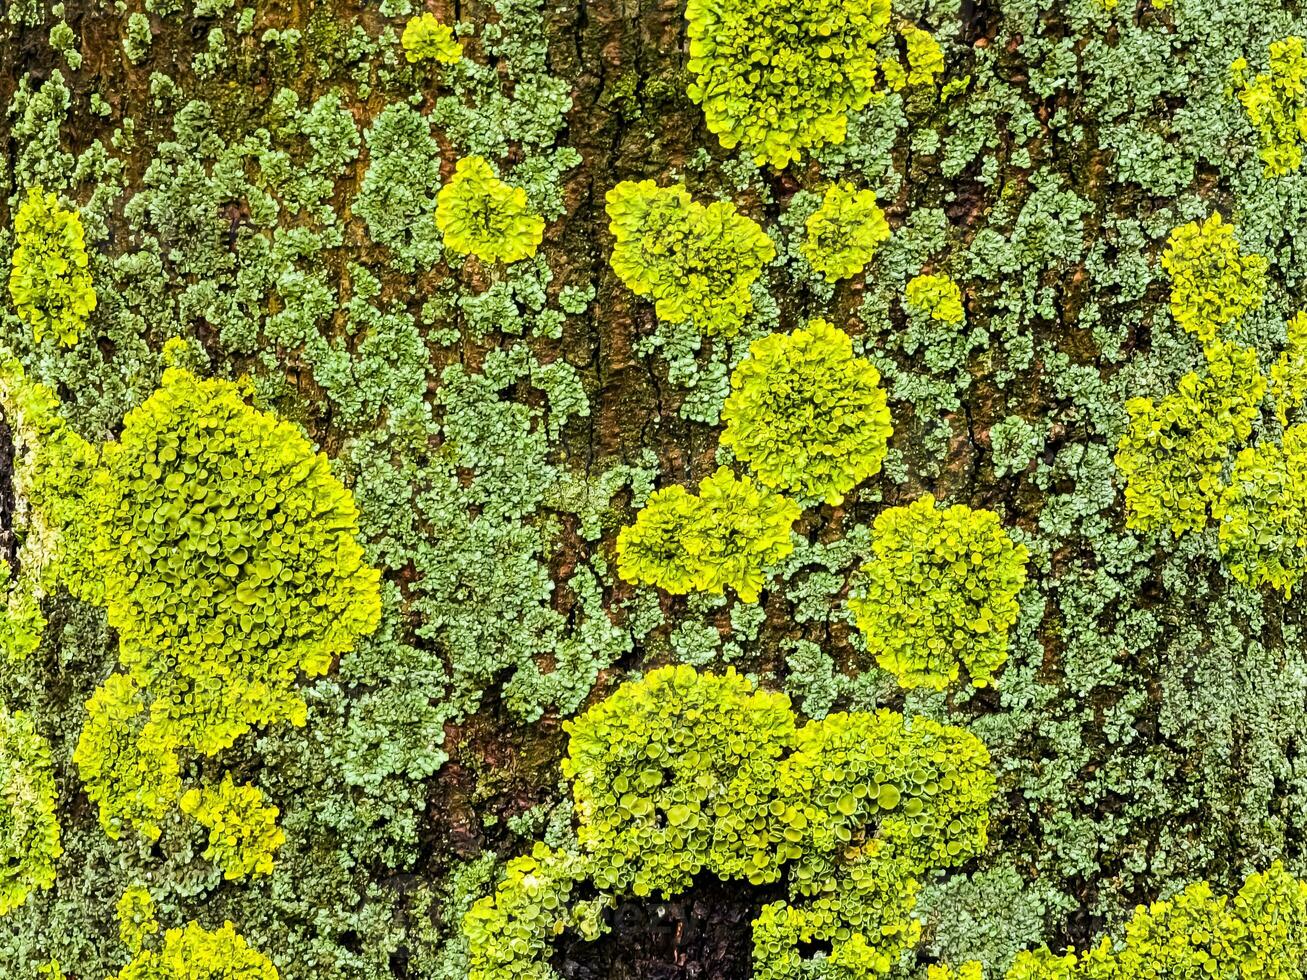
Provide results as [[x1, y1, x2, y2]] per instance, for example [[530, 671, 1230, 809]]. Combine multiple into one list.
[[465, 666, 994, 980], [1116, 214, 1307, 588], [1115, 340, 1265, 536], [616, 467, 799, 602], [88, 364, 382, 756], [7, 186, 96, 347], [0, 353, 98, 660], [720, 319, 892, 505], [751, 706, 993, 980], [881, 23, 944, 91], [72, 363, 380, 843], [684, 0, 893, 168], [614, 484, 701, 595], [953, 863, 1307, 979], [1159, 214, 1267, 342], [180, 774, 285, 880], [799, 183, 890, 283], [1232, 36, 1307, 177], [605, 180, 775, 337], [1213, 424, 1307, 595], [0, 708, 61, 916], [905, 274, 966, 325], [401, 12, 462, 64], [563, 667, 795, 897], [463, 844, 609, 980], [928, 965, 983, 980], [1093, 0, 1171, 9], [1271, 310, 1307, 425], [73, 673, 181, 841], [436, 156, 545, 264], [847, 494, 1029, 691], [116, 886, 159, 954], [109, 920, 280, 980]]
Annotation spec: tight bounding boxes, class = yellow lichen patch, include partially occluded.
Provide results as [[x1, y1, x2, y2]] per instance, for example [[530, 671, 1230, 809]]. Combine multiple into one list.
[[605, 180, 775, 336], [7, 187, 96, 347], [721, 319, 893, 505], [436, 156, 545, 264], [1233, 36, 1307, 176], [401, 12, 461, 64], [616, 468, 799, 603], [181, 774, 285, 880], [1160, 213, 1266, 343]]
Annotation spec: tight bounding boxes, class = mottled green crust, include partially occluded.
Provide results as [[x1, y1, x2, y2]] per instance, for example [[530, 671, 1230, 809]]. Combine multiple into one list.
[[3, 0, 1307, 976]]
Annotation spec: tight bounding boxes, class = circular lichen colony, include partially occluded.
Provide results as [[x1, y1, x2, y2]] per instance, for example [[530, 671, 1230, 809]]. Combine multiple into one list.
[[615, 467, 800, 602], [721, 318, 893, 505], [436, 156, 545, 264], [685, 0, 892, 168], [91, 365, 382, 755], [605, 180, 776, 336], [799, 183, 891, 283], [848, 494, 1029, 691], [562, 665, 797, 897], [401, 12, 462, 64]]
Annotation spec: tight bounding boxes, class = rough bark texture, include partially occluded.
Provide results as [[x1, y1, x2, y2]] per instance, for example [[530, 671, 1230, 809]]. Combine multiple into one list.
[[2, 0, 1307, 977]]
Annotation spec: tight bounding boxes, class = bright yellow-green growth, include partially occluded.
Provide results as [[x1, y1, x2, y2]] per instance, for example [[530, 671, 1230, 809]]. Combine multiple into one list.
[[847, 494, 1029, 691], [616, 467, 799, 602], [1001, 863, 1307, 979], [1271, 311, 1307, 424], [181, 774, 285, 880], [1095, 0, 1171, 9], [437, 156, 545, 265], [1213, 424, 1307, 595], [605, 180, 775, 336], [466, 666, 995, 980], [0, 707, 61, 916], [73, 673, 181, 841], [0, 557, 42, 665], [614, 484, 701, 596], [753, 708, 993, 978], [882, 23, 945, 91], [1117, 306, 1307, 585], [464, 844, 609, 980], [906, 273, 965, 325], [752, 846, 923, 979], [800, 184, 891, 283], [1233, 37, 1307, 177], [110, 920, 280, 980], [116, 885, 159, 954], [928, 965, 984, 980], [0, 356, 98, 590], [562, 666, 796, 897], [685, 0, 893, 167], [1115, 341, 1265, 536], [89, 365, 381, 756], [1160, 213, 1267, 342], [8, 187, 96, 347], [401, 12, 461, 64], [721, 319, 892, 505], [0, 353, 98, 659]]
